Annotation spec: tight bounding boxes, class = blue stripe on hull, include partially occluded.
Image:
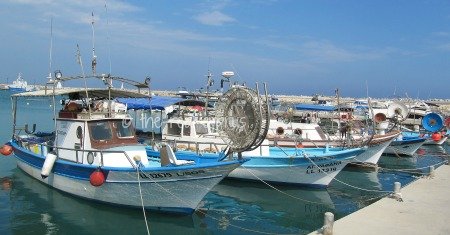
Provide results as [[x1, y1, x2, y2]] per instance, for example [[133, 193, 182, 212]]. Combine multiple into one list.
[[12, 144, 105, 180], [16, 163, 195, 214]]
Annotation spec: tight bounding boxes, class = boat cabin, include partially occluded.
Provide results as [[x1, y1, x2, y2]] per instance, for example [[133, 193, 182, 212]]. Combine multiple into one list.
[[11, 88, 150, 167]]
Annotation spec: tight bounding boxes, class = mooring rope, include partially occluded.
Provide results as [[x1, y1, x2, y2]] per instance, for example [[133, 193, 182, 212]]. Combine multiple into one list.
[[136, 168, 292, 235], [301, 153, 394, 193], [240, 164, 389, 206], [379, 160, 448, 174], [136, 166, 151, 235], [271, 145, 398, 194]]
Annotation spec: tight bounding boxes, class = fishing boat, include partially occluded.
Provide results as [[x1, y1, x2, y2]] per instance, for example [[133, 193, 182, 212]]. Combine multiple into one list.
[[402, 131, 448, 145], [8, 73, 36, 92], [143, 109, 364, 187], [147, 145, 364, 188], [384, 136, 426, 156], [266, 119, 400, 166], [1, 74, 246, 214], [401, 112, 448, 145], [124, 84, 362, 188]]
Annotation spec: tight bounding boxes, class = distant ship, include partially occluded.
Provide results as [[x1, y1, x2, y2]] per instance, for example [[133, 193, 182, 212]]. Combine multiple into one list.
[[8, 73, 36, 92]]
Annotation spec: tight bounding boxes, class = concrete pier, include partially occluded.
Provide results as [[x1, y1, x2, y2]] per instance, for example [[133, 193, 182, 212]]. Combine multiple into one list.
[[309, 165, 450, 235]]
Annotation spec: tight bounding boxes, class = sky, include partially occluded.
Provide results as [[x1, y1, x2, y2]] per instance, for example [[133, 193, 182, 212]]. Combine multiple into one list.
[[0, 0, 449, 99]]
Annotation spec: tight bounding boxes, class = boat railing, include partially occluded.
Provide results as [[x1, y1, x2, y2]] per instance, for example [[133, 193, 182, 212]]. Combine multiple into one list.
[[155, 139, 226, 155], [153, 138, 305, 155], [13, 135, 138, 169]]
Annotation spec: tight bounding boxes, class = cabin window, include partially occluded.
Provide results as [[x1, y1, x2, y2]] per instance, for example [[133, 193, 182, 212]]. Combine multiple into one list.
[[89, 121, 112, 141], [183, 125, 191, 136], [195, 123, 208, 135], [167, 123, 182, 136], [112, 120, 134, 138]]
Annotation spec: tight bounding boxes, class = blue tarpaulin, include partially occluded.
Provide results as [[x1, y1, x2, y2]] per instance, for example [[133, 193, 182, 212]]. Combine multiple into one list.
[[294, 104, 335, 111], [116, 97, 184, 110]]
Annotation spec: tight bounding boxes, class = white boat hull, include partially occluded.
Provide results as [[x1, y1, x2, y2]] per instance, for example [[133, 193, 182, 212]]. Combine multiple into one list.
[[352, 138, 394, 165], [424, 136, 448, 145], [384, 140, 425, 156], [227, 158, 349, 188], [17, 159, 236, 213]]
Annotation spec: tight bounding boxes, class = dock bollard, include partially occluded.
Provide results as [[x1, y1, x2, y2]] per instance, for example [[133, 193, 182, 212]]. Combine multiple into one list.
[[392, 181, 402, 201], [429, 166, 435, 178], [394, 182, 401, 194], [323, 212, 334, 235]]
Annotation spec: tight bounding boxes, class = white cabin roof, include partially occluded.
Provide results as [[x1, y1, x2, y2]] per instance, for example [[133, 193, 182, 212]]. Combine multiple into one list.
[[11, 88, 149, 98]]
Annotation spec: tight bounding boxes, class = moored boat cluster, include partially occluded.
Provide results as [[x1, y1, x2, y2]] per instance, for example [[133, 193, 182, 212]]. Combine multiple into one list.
[[1, 71, 449, 215]]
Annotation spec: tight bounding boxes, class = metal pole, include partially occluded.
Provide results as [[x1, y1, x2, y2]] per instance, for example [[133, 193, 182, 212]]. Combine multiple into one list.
[[52, 80, 58, 156], [11, 96, 17, 138]]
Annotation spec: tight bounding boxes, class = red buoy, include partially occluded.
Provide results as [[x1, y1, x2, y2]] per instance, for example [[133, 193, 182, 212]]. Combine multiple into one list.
[[89, 168, 105, 187], [416, 149, 425, 155], [0, 145, 13, 156], [431, 132, 442, 142]]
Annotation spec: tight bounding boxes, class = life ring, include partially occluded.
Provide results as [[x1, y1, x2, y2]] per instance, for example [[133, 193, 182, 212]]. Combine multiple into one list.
[[276, 126, 284, 135], [294, 128, 302, 136]]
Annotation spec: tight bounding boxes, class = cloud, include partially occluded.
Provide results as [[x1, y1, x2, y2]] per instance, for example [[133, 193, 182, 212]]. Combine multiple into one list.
[[432, 31, 450, 37], [194, 10, 236, 26], [437, 43, 450, 51]]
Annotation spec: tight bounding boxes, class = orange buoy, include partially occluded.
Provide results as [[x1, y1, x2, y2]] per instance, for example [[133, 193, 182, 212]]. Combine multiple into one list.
[[89, 168, 105, 187], [0, 145, 13, 156], [431, 132, 442, 142]]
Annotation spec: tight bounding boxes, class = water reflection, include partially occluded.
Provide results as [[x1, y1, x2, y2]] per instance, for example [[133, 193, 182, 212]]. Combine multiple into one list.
[[8, 170, 202, 235], [1, 177, 12, 191], [202, 179, 334, 234]]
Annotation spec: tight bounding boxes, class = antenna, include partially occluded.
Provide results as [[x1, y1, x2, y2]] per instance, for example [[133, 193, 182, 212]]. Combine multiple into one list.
[[47, 17, 53, 82], [91, 12, 97, 75], [204, 67, 213, 117], [76, 44, 92, 118], [104, 0, 112, 75]]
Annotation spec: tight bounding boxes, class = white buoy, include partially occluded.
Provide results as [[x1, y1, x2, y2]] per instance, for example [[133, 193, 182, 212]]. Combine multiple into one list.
[[41, 153, 57, 179]]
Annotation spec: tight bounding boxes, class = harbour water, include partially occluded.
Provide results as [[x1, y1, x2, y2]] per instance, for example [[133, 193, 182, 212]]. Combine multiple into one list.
[[0, 90, 448, 235]]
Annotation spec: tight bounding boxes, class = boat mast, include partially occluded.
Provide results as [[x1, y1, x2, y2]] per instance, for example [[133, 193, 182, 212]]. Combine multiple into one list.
[[104, 0, 112, 76], [91, 12, 97, 76], [47, 19, 58, 150], [336, 88, 341, 123], [205, 69, 213, 118], [48, 17, 53, 82], [11, 96, 17, 138], [76, 45, 92, 119]]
